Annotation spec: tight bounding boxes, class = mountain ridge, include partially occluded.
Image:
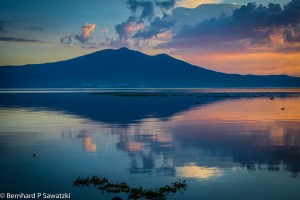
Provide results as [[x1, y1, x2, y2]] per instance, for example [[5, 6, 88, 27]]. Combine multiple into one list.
[[0, 47, 299, 88]]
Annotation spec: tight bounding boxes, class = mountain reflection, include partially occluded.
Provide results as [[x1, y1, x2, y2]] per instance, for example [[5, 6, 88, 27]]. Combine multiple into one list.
[[1, 93, 300, 178], [0, 93, 218, 124]]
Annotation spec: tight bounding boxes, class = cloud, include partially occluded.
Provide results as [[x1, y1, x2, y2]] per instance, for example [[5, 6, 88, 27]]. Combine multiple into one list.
[[105, 16, 144, 49], [148, 0, 300, 77], [222, 0, 291, 6], [127, 0, 155, 19], [284, 27, 300, 42], [156, 30, 172, 38], [60, 34, 76, 45], [0, 36, 39, 43], [127, 0, 176, 19], [157, 1, 300, 52], [109, 1, 240, 50], [29, 27, 44, 31], [134, 16, 175, 39], [81, 23, 96, 39], [1, 22, 45, 35], [117, 0, 175, 42], [168, 3, 239, 27], [155, 0, 176, 10], [131, 3, 239, 43], [0, 22, 5, 33], [0, 21, 9, 33], [115, 16, 144, 41], [107, 38, 131, 49], [60, 23, 97, 48], [74, 23, 96, 43], [176, 0, 221, 8], [109, 0, 178, 50]]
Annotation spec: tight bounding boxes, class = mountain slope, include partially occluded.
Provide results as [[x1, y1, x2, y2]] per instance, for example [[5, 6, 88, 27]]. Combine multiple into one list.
[[0, 47, 299, 88]]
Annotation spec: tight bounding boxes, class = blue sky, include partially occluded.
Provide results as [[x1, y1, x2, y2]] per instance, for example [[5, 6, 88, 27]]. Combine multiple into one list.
[[1, 0, 299, 76]]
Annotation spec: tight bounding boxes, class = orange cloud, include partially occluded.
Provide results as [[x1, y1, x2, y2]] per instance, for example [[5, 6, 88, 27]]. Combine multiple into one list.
[[60, 23, 97, 47], [156, 30, 172, 39], [126, 23, 144, 33], [81, 23, 96, 39]]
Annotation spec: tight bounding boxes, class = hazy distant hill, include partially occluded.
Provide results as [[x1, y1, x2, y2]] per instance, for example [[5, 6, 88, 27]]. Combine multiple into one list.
[[0, 47, 299, 88]]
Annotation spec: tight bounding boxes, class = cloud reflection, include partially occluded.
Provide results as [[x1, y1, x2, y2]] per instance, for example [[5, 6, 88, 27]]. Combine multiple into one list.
[[83, 134, 97, 152], [1, 94, 300, 176], [176, 164, 222, 180]]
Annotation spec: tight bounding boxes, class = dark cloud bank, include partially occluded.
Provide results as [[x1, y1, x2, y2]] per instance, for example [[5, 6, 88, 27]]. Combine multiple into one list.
[[0, 36, 39, 43], [157, 0, 300, 52]]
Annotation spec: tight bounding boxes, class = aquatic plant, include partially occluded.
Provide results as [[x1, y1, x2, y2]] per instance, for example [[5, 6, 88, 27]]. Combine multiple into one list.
[[73, 176, 187, 200]]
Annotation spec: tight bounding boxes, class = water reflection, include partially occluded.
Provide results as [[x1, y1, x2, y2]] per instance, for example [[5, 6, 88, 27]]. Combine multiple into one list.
[[77, 131, 97, 152], [0, 93, 300, 184], [176, 164, 221, 180], [116, 129, 174, 175], [0, 93, 218, 124]]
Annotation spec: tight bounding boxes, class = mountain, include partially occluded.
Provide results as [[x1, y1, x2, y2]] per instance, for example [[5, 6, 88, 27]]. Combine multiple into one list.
[[0, 47, 300, 88]]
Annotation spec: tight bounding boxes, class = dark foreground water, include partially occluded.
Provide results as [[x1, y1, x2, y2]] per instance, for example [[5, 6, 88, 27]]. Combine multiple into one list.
[[0, 89, 300, 200]]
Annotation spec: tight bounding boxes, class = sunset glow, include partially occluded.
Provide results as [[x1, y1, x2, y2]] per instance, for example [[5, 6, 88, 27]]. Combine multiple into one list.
[[0, 0, 299, 77]]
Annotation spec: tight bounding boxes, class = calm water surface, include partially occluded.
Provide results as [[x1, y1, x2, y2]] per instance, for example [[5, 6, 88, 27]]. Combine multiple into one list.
[[0, 90, 300, 200]]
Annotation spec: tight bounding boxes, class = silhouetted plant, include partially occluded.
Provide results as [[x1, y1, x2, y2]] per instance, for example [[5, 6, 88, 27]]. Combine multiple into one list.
[[73, 176, 187, 200]]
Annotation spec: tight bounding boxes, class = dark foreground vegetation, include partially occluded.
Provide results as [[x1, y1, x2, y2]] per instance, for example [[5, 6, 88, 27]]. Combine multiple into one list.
[[73, 176, 187, 200]]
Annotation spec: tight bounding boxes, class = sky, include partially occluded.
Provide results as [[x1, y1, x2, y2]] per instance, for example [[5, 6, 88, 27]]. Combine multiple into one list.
[[1, 0, 300, 77]]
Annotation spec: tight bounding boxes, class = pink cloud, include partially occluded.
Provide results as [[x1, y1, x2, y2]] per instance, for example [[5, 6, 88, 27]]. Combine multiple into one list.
[[60, 23, 97, 48], [81, 23, 96, 39], [126, 23, 144, 33]]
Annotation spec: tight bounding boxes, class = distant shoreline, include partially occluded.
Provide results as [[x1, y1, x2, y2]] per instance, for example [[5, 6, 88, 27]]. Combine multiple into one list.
[[0, 88, 300, 97]]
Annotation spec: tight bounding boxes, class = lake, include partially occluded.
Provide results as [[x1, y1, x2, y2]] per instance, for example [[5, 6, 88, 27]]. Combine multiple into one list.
[[0, 89, 300, 200]]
